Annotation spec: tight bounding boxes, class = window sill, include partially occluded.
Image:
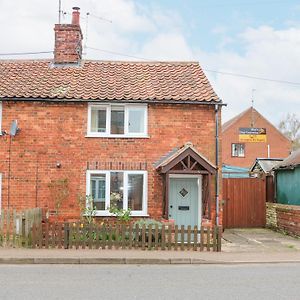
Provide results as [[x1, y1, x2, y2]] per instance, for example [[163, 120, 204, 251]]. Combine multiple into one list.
[[90, 212, 149, 217], [85, 134, 150, 139]]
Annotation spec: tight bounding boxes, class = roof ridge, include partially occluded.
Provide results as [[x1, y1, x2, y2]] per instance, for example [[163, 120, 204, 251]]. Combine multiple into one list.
[[0, 59, 200, 65], [222, 107, 252, 132], [0, 59, 52, 63]]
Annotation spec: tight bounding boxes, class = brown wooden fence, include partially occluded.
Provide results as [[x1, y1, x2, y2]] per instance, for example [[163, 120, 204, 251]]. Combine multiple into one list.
[[0, 208, 43, 248], [31, 222, 222, 252], [223, 178, 266, 228]]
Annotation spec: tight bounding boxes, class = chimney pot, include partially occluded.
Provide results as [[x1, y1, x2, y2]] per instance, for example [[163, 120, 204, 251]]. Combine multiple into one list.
[[72, 7, 80, 26]]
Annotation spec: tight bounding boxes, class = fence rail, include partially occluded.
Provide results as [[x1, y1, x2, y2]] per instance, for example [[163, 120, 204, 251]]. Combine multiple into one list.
[[31, 222, 222, 252]]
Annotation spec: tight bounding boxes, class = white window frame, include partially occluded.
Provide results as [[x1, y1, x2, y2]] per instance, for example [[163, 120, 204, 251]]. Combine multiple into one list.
[[0, 102, 2, 135], [86, 170, 148, 216], [232, 143, 245, 158], [0, 173, 2, 211], [87, 103, 148, 138]]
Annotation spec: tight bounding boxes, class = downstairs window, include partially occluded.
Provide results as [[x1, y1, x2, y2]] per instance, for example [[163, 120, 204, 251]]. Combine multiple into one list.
[[86, 170, 147, 216]]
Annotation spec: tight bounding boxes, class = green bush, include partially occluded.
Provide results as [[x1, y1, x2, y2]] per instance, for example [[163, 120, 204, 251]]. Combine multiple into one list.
[[133, 219, 163, 243], [133, 218, 162, 229]]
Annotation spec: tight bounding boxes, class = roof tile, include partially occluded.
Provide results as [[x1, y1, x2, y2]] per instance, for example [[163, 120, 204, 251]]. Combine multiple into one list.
[[0, 60, 220, 103]]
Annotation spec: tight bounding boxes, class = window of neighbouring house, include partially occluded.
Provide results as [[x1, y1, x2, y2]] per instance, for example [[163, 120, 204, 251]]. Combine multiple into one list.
[[87, 104, 147, 137], [86, 170, 147, 216], [0, 173, 2, 211], [0, 102, 2, 134], [232, 143, 245, 157]]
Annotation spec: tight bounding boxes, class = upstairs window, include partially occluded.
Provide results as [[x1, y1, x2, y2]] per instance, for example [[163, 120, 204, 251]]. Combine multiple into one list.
[[232, 143, 245, 157], [88, 104, 147, 137]]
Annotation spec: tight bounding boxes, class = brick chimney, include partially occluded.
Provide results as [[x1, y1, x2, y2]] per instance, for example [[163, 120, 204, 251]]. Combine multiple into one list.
[[54, 7, 83, 64]]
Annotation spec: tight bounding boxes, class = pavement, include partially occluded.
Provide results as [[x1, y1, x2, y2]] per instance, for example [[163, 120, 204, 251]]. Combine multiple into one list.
[[0, 228, 299, 265]]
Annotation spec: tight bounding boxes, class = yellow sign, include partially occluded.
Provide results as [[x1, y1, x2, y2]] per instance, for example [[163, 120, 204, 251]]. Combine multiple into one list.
[[239, 134, 267, 143]]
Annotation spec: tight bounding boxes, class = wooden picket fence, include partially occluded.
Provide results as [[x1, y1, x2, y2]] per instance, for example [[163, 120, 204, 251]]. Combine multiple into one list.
[[31, 222, 222, 252], [0, 208, 42, 248]]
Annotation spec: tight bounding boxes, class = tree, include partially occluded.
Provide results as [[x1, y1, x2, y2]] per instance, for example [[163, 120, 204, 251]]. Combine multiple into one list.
[[278, 113, 300, 151]]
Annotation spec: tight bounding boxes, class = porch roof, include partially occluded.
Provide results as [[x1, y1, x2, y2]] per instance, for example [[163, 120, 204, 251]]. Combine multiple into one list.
[[156, 142, 216, 174]]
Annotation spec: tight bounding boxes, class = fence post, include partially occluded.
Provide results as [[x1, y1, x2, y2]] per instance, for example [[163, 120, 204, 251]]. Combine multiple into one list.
[[213, 226, 217, 252], [148, 224, 152, 250], [180, 225, 184, 251], [154, 224, 159, 250], [168, 225, 172, 250], [174, 225, 178, 251], [187, 225, 191, 250], [193, 226, 197, 251], [121, 225, 126, 250], [161, 225, 166, 250], [45, 221, 49, 249], [207, 227, 211, 252], [141, 224, 146, 251], [38, 223, 43, 249], [217, 226, 222, 252], [64, 222, 69, 249], [6, 210, 10, 246], [0, 209, 4, 247], [12, 209, 16, 247], [129, 224, 133, 250]]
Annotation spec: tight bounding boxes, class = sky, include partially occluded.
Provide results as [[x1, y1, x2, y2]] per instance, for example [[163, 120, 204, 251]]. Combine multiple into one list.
[[0, 0, 300, 125]]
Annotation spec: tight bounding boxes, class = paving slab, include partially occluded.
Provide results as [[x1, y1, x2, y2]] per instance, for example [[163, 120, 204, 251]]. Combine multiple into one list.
[[222, 228, 300, 253], [0, 248, 300, 265]]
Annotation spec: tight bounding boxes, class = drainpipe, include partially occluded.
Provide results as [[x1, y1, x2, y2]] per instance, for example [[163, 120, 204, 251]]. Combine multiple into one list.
[[215, 104, 220, 226]]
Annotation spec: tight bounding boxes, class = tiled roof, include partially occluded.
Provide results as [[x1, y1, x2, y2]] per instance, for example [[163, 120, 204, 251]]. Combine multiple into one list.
[[222, 107, 290, 142], [222, 107, 252, 132], [250, 158, 284, 173], [274, 149, 300, 169], [156, 142, 216, 169], [0, 60, 220, 103]]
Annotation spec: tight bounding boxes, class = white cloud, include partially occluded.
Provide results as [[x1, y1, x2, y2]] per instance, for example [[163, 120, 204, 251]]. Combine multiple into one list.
[[0, 1, 299, 126], [195, 26, 300, 125], [139, 33, 193, 61]]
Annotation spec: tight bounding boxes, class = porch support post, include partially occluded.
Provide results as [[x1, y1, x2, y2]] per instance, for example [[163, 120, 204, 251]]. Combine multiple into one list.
[[165, 172, 170, 220], [208, 174, 212, 220]]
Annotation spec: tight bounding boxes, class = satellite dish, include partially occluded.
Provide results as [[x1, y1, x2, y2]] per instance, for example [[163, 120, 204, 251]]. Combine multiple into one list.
[[10, 120, 19, 136]]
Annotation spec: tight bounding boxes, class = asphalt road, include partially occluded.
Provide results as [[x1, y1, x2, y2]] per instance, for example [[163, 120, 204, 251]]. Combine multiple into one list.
[[0, 264, 300, 300]]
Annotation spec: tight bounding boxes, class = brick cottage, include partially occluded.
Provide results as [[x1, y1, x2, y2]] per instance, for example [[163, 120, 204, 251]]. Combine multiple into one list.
[[0, 8, 223, 227]]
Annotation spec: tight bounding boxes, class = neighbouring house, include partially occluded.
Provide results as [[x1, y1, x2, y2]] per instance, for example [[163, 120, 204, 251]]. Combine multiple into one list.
[[222, 107, 291, 168], [273, 149, 300, 205], [249, 158, 284, 203], [0, 7, 223, 228], [250, 158, 284, 178]]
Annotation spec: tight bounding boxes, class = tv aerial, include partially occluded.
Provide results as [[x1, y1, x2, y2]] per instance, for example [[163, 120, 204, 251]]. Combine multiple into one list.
[[9, 120, 20, 136]]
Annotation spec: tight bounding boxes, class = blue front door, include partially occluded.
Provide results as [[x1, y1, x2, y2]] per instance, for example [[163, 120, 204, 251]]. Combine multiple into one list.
[[169, 177, 200, 227]]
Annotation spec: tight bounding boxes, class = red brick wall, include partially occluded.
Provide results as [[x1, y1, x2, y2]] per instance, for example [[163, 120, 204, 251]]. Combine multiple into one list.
[[266, 203, 300, 237], [54, 24, 82, 64], [223, 109, 291, 168], [0, 101, 221, 223]]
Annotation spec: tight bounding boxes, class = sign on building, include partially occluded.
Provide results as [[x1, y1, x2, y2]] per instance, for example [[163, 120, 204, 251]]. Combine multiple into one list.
[[239, 127, 267, 142]]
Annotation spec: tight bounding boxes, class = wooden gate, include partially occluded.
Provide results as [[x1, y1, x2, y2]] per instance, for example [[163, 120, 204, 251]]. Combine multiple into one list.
[[223, 178, 266, 228]]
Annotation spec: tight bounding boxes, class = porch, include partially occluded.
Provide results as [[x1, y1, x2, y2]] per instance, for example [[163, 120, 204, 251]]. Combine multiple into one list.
[[156, 143, 217, 227]]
